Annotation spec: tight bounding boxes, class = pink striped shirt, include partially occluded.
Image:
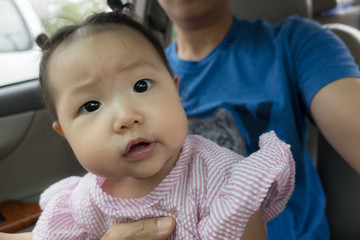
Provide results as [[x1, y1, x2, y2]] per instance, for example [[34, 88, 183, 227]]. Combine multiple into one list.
[[33, 131, 295, 239]]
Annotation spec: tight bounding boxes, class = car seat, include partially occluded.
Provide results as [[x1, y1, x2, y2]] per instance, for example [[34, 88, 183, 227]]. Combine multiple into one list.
[[228, 0, 360, 239], [313, 0, 360, 30], [229, 0, 312, 22]]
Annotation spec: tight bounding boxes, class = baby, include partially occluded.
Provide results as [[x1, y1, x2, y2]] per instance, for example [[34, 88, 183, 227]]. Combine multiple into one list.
[[32, 2, 295, 239]]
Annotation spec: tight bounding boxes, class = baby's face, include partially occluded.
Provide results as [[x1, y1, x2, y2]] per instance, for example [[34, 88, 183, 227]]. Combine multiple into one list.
[[48, 27, 188, 181]]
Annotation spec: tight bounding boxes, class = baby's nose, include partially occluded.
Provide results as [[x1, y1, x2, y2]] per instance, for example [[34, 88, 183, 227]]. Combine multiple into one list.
[[113, 107, 143, 133]]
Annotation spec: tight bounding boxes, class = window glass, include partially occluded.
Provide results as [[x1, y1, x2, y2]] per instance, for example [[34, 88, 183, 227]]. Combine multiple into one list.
[[0, 0, 32, 52], [0, 0, 107, 87]]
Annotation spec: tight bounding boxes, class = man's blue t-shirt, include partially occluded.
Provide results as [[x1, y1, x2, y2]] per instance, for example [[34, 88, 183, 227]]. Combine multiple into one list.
[[165, 16, 360, 239]]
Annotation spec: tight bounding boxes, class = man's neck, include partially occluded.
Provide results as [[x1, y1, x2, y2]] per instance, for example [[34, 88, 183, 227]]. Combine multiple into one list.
[[174, 10, 233, 61]]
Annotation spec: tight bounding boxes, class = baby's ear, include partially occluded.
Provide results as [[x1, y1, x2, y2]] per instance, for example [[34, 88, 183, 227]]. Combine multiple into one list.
[[52, 121, 64, 136], [173, 74, 179, 89]]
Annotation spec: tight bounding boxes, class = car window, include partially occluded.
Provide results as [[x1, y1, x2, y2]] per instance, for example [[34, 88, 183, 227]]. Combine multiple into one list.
[[0, 0, 107, 87], [0, 0, 32, 52]]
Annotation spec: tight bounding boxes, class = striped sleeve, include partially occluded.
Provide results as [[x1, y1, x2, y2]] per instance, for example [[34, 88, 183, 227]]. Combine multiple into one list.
[[198, 131, 295, 239], [33, 177, 86, 240]]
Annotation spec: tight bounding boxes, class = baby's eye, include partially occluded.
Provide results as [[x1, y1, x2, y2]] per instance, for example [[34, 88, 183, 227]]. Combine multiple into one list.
[[80, 101, 101, 113], [133, 79, 152, 93]]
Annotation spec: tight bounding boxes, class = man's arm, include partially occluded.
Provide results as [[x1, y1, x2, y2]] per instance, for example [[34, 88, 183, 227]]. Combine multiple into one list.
[[310, 77, 360, 173], [241, 209, 267, 240]]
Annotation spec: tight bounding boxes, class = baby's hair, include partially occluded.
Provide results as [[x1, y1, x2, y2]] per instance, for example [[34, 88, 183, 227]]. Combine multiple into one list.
[[107, 0, 133, 13], [36, 1, 172, 119]]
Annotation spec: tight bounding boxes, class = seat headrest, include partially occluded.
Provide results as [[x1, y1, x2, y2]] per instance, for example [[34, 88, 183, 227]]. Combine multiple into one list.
[[326, 23, 360, 66], [229, 0, 312, 22], [312, 0, 337, 14]]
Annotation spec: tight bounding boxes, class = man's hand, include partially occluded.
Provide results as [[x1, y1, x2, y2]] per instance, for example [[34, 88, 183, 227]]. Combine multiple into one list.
[[101, 217, 176, 240]]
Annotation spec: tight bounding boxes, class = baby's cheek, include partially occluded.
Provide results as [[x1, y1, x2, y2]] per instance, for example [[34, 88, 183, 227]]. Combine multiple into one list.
[[71, 136, 103, 166]]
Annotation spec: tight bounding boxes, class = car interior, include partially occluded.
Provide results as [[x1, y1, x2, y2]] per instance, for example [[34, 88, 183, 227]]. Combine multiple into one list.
[[0, 0, 359, 239]]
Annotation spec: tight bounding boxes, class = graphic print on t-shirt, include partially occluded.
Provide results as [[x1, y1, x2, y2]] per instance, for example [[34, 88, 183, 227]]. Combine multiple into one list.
[[234, 102, 273, 153], [188, 108, 246, 155]]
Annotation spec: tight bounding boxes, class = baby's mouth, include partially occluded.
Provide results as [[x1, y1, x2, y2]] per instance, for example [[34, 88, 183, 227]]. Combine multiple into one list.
[[128, 142, 150, 153], [124, 139, 157, 161]]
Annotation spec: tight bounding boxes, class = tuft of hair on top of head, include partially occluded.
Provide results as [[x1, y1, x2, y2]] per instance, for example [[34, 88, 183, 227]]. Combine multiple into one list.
[[107, 0, 133, 15], [36, 33, 50, 50]]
